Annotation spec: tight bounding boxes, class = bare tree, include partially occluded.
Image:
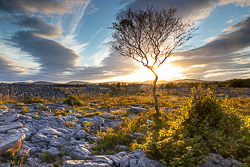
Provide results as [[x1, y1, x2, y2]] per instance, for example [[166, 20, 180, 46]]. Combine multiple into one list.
[[110, 6, 197, 117]]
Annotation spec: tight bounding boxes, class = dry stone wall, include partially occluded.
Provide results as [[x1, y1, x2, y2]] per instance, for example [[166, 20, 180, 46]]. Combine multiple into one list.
[[0, 83, 65, 99]]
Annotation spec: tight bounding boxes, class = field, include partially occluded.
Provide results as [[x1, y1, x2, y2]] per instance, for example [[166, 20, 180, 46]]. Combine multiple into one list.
[[0, 81, 250, 166]]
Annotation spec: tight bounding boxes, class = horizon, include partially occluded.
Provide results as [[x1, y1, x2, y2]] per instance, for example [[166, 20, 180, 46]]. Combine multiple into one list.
[[0, 0, 250, 82]]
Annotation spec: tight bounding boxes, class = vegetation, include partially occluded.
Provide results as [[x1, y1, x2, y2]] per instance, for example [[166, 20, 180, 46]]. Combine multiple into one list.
[[228, 78, 250, 88], [2, 139, 30, 166], [39, 151, 67, 167], [1, 81, 250, 166], [64, 93, 83, 107], [91, 86, 250, 166], [110, 6, 197, 116]]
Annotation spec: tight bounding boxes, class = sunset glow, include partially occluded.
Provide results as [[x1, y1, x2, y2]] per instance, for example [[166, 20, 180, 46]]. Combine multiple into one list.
[[0, 0, 249, 82]]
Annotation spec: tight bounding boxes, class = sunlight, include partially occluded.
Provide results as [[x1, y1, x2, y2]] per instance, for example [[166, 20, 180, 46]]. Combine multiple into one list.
[[106, 62, 184, 82]]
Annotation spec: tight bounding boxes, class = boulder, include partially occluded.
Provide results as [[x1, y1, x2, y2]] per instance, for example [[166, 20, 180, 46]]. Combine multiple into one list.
[[5, 113, 20, 122], [201, 153, 242, 167], [47, 147, 60, 156], [0, 132, 26, 152], [0, 122, 23, 133], [38, 127, 62, 136], [63, 160, 111, 167]]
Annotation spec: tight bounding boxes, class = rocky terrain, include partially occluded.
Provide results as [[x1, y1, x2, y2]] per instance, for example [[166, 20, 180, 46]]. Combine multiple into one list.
[[0, 100, 243, 167]]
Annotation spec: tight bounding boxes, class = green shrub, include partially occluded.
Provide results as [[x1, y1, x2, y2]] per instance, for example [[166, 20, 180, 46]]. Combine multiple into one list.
[[39, 151, 55, 163], [64, 93, 83, 107], [228, 78, 250, 88], [142, 86, 250, 166]]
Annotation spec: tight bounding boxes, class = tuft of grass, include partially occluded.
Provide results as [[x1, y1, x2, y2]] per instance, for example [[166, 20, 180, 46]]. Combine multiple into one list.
[[84, 111, 101, 117], [61, 121, 75, 128], [64, 93, 83, 107], [2, 139, 30, 166]]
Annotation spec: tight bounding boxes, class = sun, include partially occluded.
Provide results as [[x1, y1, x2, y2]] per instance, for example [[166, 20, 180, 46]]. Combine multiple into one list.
[[105, 62, 184, 82]]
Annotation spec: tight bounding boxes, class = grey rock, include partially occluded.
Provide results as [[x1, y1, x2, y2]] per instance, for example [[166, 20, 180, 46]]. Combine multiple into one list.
[[130, 133, 146, 139], [75, 130, 86, 139], [92, 155, 113, 165], [0, 122, 23, 133], [0, 132, 26, 152], [47, 147, 60, 156], [127, 106, 147, 113], [26, 158, 41, 167], [130, 158, 139, 167], [93, 115, 105, 124], [55, 127, 70, 134], [63, 156, 72, 161], [201, 153, 242, 167], [63, 160, 111, 167], [120, 155, 130, 167], [31, 133, 48, 143], [68, 144, 91, 159], [0, 163, 11, 167], [108, 155, 120, 167], [5, 113, 20, 122], [138, 157, 164, 167], [38, 127, 62, 136], [134, 149, 146, 159]]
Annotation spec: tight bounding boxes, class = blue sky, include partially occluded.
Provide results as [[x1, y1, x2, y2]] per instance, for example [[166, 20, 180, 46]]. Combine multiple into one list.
[[0, 0, 249, 82]]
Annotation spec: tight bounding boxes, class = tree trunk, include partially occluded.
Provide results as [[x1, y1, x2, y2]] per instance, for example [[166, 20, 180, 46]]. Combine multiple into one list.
[[150, 69, 160, 117]]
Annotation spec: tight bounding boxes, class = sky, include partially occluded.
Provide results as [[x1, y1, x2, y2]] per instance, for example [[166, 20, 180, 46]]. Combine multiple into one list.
[[0, 0, 250, 83]]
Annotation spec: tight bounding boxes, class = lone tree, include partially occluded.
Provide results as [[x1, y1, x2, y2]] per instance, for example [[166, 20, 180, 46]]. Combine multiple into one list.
[[110, 6, 197, 116]]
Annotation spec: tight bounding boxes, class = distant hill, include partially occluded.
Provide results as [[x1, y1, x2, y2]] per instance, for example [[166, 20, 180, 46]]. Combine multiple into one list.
[[33, 81, 56, 85], [66, 81, 89, 85], [172, 79, 206, 83]]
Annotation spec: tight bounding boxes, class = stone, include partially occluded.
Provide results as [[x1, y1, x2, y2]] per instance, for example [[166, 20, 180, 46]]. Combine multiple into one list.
[[201, 153, 242, 167], [146, 119, 152, 124], [108, 155, 120, 167], [134, 149, 146, 159], [31, 133, 48, 143], [47, 147, 60, 156], [75, 130, 86, 139], [26, 158, 41, 167], [5, 113, 20, 122], [126, 106, 147, 113], [92, 155, 113, 165], [0, 132, 26, 152], [55, 127, 70, 134], [138, 157, 164, 167], [63, 156, 72, 161], [93, 115, 105, 124], [68, 145, 91, 159], [130, 158, 139, 167], [38, 127, 62, 136], [130, 133, 146, 139], [0, 122, 23, 133], [120, 155, 130, 167], [63, 160, 111, 167], [0, 163, 11, 167]]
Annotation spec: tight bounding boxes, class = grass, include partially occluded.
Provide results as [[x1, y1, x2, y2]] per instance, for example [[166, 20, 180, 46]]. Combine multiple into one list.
[[88, 86, 250, 166], [1, 84, 250, 166], [61, 121, 75, 128], [1, 139, 30, 166]]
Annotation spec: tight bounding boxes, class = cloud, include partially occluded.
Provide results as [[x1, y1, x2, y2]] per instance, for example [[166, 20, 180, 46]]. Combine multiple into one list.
[[8, 31, 81, 73], [72, 52, 140, 81], [0, 0, 70, 14], [124, 0, 250, 21], [13, 15, 63, 38], [0, 54, 26, 76], [219, 0, 250, 7], [124, 0, 218, 20], [169, 16, 250, 80], [226, 19, 234, 24], [223, 16, 250, 32]]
